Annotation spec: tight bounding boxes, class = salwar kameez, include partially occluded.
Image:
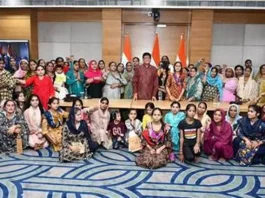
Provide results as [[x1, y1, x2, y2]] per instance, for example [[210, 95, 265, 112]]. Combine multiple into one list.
[[204, 109, 233, 160], [202, 70, 223, 102], [42, 109, 68, 152], [222, 78, 238, 102], [103, 72, 127, 99], [0, 112, 29, 153], [123, 71, 134, 99], [164, 111, 185, 151], [59, 124, 94, 162], [25, 76, 55, 110], [89, 107, 112, 149], [0, 70, 16, 101], [233, 117, 265, 165], [165, 73, 186, 100], [66, 70, 85, 97], [136, 126, 172, 169], [225, 104, 241, 139], [185, 74, 203, 101], [24, 107, 48, 149]]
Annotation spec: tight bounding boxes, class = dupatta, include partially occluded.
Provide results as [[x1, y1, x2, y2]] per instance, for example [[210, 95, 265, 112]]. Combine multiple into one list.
[[84, 60, 102, 84], [206, 70, 223, 99], [44, 108, 64, 128], [207, 109, 233, 144], [13, 59, 28, 79], [142, 123, 165, 146]]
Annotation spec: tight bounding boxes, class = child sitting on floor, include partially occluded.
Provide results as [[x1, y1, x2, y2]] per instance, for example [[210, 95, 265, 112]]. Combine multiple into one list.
[[108, 110, 127, 149], [125, 109, 142, 152]]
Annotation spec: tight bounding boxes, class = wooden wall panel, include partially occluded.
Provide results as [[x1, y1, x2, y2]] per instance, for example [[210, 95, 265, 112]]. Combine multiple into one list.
[[0, 9, 39, 59], [37, 8, 102, 22], [0, 9, 31, 40], [190, 10, 214, 64], [214, 10, 265, 24], [30, 10, 38, 59], [102, 9, 122, 64], [123, 9, 191, 24], [124, 24, 188, 63]]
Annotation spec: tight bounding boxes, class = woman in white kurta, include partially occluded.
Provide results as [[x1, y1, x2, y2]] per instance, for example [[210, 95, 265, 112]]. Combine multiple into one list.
[[103, 62, 127, 99], [88, 97, 112, 150], [24, 94, 49, 150], [237, 66, 258, 103]]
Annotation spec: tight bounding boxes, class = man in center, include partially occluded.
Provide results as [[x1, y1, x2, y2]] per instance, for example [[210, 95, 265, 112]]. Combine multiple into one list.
[[133, 52, 158, 100]]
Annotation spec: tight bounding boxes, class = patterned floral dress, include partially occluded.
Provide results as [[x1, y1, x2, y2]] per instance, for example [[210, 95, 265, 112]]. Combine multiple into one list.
[[59, 124, 93, 162], [0, 70, 16, 101], [165, 73, 186, 100], [0, 112, 29, 153], [42, 109, 69, 152], [136, 124, 172, 169], [123, 71, 134, 99]]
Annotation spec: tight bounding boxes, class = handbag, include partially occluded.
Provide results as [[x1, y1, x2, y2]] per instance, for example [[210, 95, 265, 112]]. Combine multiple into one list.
[[71, 142, 85, 154], [128, 132, 142, 152]]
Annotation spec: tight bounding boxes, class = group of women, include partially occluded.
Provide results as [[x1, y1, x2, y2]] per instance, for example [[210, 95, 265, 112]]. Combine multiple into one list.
[[3, 56, 265, 110], [0, 56, 265, 169], [0, 93, 265, 168]]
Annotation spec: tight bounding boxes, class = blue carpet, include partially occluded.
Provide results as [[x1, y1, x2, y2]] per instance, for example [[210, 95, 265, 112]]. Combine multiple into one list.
[[0, 147, 264, 198]]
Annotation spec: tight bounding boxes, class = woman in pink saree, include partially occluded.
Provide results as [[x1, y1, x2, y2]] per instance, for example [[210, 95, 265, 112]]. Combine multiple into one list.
[[204, 109, 233, 161], [222, 67, 238, 102]]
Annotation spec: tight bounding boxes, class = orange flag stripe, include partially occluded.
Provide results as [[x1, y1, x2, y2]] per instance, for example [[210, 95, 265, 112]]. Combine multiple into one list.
[[123, 34, 132, 61], [152, 34, 161, 67], [177, 34, 187, 67]]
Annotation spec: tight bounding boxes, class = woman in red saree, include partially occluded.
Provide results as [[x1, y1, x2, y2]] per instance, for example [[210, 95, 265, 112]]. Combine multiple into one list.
[[204, 108, 233, 161]]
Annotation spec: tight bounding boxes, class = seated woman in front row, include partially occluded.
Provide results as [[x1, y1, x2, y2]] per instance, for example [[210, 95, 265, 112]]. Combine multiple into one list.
[[42, 97, 69, 152], [233, 105, 265, 166], [89, 97, 112, 150], [60, 107, 99, 162], [204, 109, 233, 161], [24, 94, 49, 150], [136, 108, 172, 169], [0, 100, 29, 153]]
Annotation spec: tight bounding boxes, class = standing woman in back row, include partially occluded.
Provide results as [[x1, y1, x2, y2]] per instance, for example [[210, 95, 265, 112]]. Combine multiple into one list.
[[103, 62, 127, 99], [18, 65, 55, 110], [202, 67, 223, 102], [85, 60, 104, 99], [222, 67, 238, 103], [166, 61, 186, 101], [237, 66, 258, 103], [66, 60, 85, 98]]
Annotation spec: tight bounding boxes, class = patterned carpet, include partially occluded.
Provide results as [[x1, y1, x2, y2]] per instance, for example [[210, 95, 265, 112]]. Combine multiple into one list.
[[0, 148, 264, 198]]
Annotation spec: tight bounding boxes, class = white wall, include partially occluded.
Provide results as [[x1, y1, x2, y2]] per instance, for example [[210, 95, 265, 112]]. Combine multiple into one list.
[[38, 22, 102, 62], [211, 24, 265, 73]]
